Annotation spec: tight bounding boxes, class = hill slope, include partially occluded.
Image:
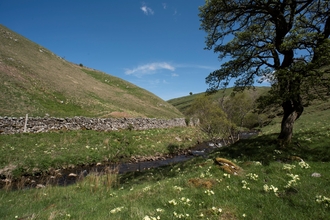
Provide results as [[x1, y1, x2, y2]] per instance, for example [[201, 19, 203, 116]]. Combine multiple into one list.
[[168, 87, 270, 115], [0, 25, 183, 118]]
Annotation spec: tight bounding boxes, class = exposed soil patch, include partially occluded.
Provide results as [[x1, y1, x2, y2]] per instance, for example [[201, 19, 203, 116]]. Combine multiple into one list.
[[108, 111, 133, 118]]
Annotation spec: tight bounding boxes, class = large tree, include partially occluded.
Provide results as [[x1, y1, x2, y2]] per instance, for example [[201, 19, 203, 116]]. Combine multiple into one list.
[[199, 0, 330, 146]]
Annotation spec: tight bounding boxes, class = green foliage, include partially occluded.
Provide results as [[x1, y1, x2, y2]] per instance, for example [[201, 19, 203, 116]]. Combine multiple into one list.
[[187, 95, 236, 140], [168, 87, 269, 117], [199, 0, 330, 141], [222, 92, 258, 129]]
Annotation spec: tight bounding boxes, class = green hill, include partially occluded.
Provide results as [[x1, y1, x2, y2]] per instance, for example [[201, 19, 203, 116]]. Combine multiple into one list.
[[168, 87, 270, 115], [0, 24, 183, 118]]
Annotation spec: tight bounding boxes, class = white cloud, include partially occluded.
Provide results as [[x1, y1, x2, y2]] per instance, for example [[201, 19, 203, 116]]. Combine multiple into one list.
[[171, 73, 179, 77], [141, 3, 154, 15], [125, 62, 175, 77]]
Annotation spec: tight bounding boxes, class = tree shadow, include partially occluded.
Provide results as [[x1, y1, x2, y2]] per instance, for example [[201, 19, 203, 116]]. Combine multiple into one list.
[[118, 132, 330, 186]]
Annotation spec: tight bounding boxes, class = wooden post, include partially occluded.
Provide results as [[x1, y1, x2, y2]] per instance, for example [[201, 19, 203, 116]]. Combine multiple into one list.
[[24, 114, 28, 133]]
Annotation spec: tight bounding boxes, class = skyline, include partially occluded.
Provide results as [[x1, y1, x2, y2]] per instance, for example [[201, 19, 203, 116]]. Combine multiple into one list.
[[1, 1, 269, 100]]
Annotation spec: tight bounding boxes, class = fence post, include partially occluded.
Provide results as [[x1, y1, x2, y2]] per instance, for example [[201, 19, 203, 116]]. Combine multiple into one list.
[[24, 114, 28, 133]]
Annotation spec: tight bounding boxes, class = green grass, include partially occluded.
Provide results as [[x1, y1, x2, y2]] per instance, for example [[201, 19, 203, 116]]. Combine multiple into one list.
[[168, 87, 270, 115], [1, 104, 330, 219], [0, 24, 183, 118], [0, 127, 207, 177], [0, 155, 329, 219]]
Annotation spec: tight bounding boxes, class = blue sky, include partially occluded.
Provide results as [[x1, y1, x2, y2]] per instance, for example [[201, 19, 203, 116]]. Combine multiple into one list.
[[1, 1, 267, 100]]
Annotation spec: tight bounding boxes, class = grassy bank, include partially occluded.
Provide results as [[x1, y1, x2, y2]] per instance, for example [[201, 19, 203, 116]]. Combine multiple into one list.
[[0, 150, 329, 219], [1, 109, 330, 219], [0, 127, 207, 178]]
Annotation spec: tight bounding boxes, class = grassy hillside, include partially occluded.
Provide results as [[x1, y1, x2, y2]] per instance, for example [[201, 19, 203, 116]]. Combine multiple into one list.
[[1, 99, 329, 219], [168, 87, 270, 115], [0, 24, 183, 118]]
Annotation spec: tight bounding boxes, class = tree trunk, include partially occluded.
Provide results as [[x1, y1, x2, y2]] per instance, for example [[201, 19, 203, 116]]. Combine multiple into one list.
[[278, 98, 304, 147]]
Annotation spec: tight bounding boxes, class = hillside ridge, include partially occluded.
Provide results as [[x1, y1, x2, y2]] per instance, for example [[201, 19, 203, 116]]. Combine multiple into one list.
[[0, 24, 183, 118]]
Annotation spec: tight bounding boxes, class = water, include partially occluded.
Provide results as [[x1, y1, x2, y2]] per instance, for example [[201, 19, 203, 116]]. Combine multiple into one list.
[[1, 132, 258, 189]]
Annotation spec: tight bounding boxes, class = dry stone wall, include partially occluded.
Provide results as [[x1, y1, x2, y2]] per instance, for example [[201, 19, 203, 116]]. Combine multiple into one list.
[[0, 116, 187, 135]]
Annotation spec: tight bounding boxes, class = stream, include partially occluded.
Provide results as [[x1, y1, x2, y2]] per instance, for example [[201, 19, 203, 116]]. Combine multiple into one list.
[[1, 132, 258, 189]]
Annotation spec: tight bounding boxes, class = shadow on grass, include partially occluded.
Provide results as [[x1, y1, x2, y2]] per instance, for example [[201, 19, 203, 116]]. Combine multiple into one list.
[[119, 132, 330, 186], [212, 131, 330, 163]]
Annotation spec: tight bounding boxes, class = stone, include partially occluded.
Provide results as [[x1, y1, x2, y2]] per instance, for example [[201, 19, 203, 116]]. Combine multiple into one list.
[[311, 172, 321, 177], [0, 116, 186, 134], [36, 184, 45, 188]]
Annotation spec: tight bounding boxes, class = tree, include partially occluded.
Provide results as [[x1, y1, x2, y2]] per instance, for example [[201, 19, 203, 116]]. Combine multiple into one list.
[[199, 0, 330, 146], [222, 92, 254, 129], [187, 95, 237, 143]]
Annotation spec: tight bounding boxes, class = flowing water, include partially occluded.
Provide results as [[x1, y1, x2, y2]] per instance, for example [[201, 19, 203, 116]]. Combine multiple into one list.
[[1, 132, 258, 189]]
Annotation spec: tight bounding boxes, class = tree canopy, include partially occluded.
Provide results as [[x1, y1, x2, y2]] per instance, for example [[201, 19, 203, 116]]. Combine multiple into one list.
[[187, 95, 236, 142], [199, 0, 330, 145]]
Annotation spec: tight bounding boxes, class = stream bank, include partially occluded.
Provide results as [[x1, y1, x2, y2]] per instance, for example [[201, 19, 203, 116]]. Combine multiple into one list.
[[1, 132, 258, 190]]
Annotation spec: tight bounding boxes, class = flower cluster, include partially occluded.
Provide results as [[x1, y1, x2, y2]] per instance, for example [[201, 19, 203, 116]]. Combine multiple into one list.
[[223, 173, 231, 178], [283, 164, 296, 171], [199, 206, 223, 217], [263, 184, 279, 196], [110, 206, 124, 214], [246, 173, 258, 181], [285, 174, 300, 188], [200, 166, 213, 178], [168, 199, 178, 206], [143, 216, 160, 220], [204, 189, 215, 196], [180, 197, 191, 206], [298, 160, 310, 169], [168, 197, 191, 206], [143, 185, 151, 192], [253, 161, 262, 166], [315, 195, 330, 208], [156, 208, 164, 213], [173, 186, 184, 192], [241, 180, 250, 190], [109, 192, 117, 197], [85, 145, 98, 150], [173, 212, 189, 219]]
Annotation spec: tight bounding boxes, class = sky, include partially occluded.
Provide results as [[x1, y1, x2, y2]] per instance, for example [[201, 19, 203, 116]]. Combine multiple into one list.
[[1, 1, 268, 100]]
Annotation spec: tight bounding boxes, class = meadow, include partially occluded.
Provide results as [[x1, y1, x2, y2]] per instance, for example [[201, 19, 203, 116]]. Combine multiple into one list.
[[1, 107, 330, 219]]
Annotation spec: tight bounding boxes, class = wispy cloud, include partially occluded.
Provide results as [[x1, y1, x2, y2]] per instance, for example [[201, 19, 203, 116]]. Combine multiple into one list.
[[162, 3, 167, 9], [141, 3, 154, 15], [171, 73, 179, 77], [125, 62, 175, 77]]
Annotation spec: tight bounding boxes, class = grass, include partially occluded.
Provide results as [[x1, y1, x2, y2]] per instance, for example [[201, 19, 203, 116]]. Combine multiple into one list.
[[0, 127, 207, 178], [0, 154, 329, 219], [0, 24, 183, 118], [1, 105, 330, 219], [168, 87, 270, 115]]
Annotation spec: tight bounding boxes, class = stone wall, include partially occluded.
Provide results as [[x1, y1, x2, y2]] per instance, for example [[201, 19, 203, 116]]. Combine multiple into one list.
[[0, 116, 187, 135]]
